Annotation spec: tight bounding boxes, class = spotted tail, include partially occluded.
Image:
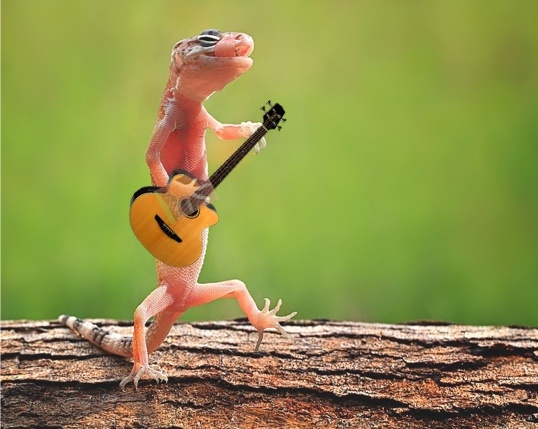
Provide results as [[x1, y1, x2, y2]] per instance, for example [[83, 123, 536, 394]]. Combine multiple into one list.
[[58, 315, 133, 358]]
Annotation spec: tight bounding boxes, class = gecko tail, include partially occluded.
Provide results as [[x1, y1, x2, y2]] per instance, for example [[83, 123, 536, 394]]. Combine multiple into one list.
[[58, 315, 133, 358]]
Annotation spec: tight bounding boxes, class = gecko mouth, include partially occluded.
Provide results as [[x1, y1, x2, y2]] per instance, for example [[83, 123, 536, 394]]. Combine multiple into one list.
[[186, 53, 252, 72], [203, 47, 250, 58], [199, 46, 253, 70]]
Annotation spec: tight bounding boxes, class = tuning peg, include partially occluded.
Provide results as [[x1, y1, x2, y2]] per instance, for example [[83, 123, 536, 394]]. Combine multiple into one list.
[[261, 100, 274, 112]]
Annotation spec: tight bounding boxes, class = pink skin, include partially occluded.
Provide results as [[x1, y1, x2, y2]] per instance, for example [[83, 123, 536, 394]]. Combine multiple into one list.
[[59, 30, 296, 389]]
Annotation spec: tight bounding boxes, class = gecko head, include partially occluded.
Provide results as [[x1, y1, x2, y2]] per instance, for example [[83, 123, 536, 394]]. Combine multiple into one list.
[[171, 30, 255, 101]]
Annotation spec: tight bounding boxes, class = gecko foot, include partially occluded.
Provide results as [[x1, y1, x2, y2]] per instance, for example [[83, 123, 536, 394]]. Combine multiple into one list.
[[240, 121, 267, 154], [252, 298, 297, 352], [253, 137, 267, 154], [119, 364, 168, 389]]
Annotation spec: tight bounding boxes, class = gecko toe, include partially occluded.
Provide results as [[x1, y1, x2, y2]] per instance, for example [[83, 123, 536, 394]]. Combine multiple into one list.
[[120, 365, 168, 389]]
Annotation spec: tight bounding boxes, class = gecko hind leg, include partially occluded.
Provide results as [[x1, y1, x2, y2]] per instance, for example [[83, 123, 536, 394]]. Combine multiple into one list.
[[119, 286, 177, 389], [187, 280, 297, 351]]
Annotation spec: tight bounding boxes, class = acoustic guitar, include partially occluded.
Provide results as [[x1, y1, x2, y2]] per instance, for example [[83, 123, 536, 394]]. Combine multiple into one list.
[[129, 102, 285, 267]]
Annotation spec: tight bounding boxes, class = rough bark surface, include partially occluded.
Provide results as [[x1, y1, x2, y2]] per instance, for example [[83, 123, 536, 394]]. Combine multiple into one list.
[[1, 319, 537, 428]]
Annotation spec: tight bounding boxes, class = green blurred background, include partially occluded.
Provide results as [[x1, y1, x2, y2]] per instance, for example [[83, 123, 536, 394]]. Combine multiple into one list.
[[2, 1, 537, 326]]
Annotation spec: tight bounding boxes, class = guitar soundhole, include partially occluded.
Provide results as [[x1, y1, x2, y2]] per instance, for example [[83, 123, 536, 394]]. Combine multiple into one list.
[[179, 197, 199, 218]]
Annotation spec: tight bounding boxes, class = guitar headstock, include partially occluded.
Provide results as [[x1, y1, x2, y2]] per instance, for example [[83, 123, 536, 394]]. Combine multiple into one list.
[[261, 101, 286, 131]]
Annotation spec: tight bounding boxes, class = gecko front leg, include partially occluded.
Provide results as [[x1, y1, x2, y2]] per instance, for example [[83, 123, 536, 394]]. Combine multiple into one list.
[[207, 112, 267, 154], [241, 121, 267, 154], [145, 103, 179, 187]]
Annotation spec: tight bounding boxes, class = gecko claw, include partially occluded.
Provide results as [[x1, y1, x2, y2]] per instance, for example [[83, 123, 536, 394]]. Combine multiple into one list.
[[119, 365, 168, 389], [240, 121, 267, 154], [254, 137, 267, 154], [253, 298, 297, 352]]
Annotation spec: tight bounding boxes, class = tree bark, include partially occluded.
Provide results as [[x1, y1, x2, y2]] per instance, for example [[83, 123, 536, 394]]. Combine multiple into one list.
[[1, 319, 537, 428]]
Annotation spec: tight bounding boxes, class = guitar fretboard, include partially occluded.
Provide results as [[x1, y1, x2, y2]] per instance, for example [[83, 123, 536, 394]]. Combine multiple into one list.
[[193, 125, 269, 201]]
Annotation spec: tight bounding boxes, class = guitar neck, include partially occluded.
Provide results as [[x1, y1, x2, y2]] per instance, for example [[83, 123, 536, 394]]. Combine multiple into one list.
[[195, 125, 269, 199]]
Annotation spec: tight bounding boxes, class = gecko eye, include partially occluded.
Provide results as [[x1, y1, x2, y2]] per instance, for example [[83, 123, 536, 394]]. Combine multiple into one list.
[[198, 29, 221, 47]]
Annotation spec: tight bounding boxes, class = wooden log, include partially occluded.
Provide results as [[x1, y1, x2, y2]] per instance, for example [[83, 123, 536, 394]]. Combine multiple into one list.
[[1, 319, 537, 428]]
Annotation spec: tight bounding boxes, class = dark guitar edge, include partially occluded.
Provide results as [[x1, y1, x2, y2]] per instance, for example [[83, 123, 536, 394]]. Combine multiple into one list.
[[131, 185, 161, 205]]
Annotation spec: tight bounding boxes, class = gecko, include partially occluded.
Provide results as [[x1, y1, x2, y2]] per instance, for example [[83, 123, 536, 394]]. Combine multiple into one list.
[[59, 29, 296, 389]]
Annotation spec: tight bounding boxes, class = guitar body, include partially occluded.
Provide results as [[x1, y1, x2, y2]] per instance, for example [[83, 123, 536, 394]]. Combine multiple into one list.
[[129, 171, 219, 267]]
